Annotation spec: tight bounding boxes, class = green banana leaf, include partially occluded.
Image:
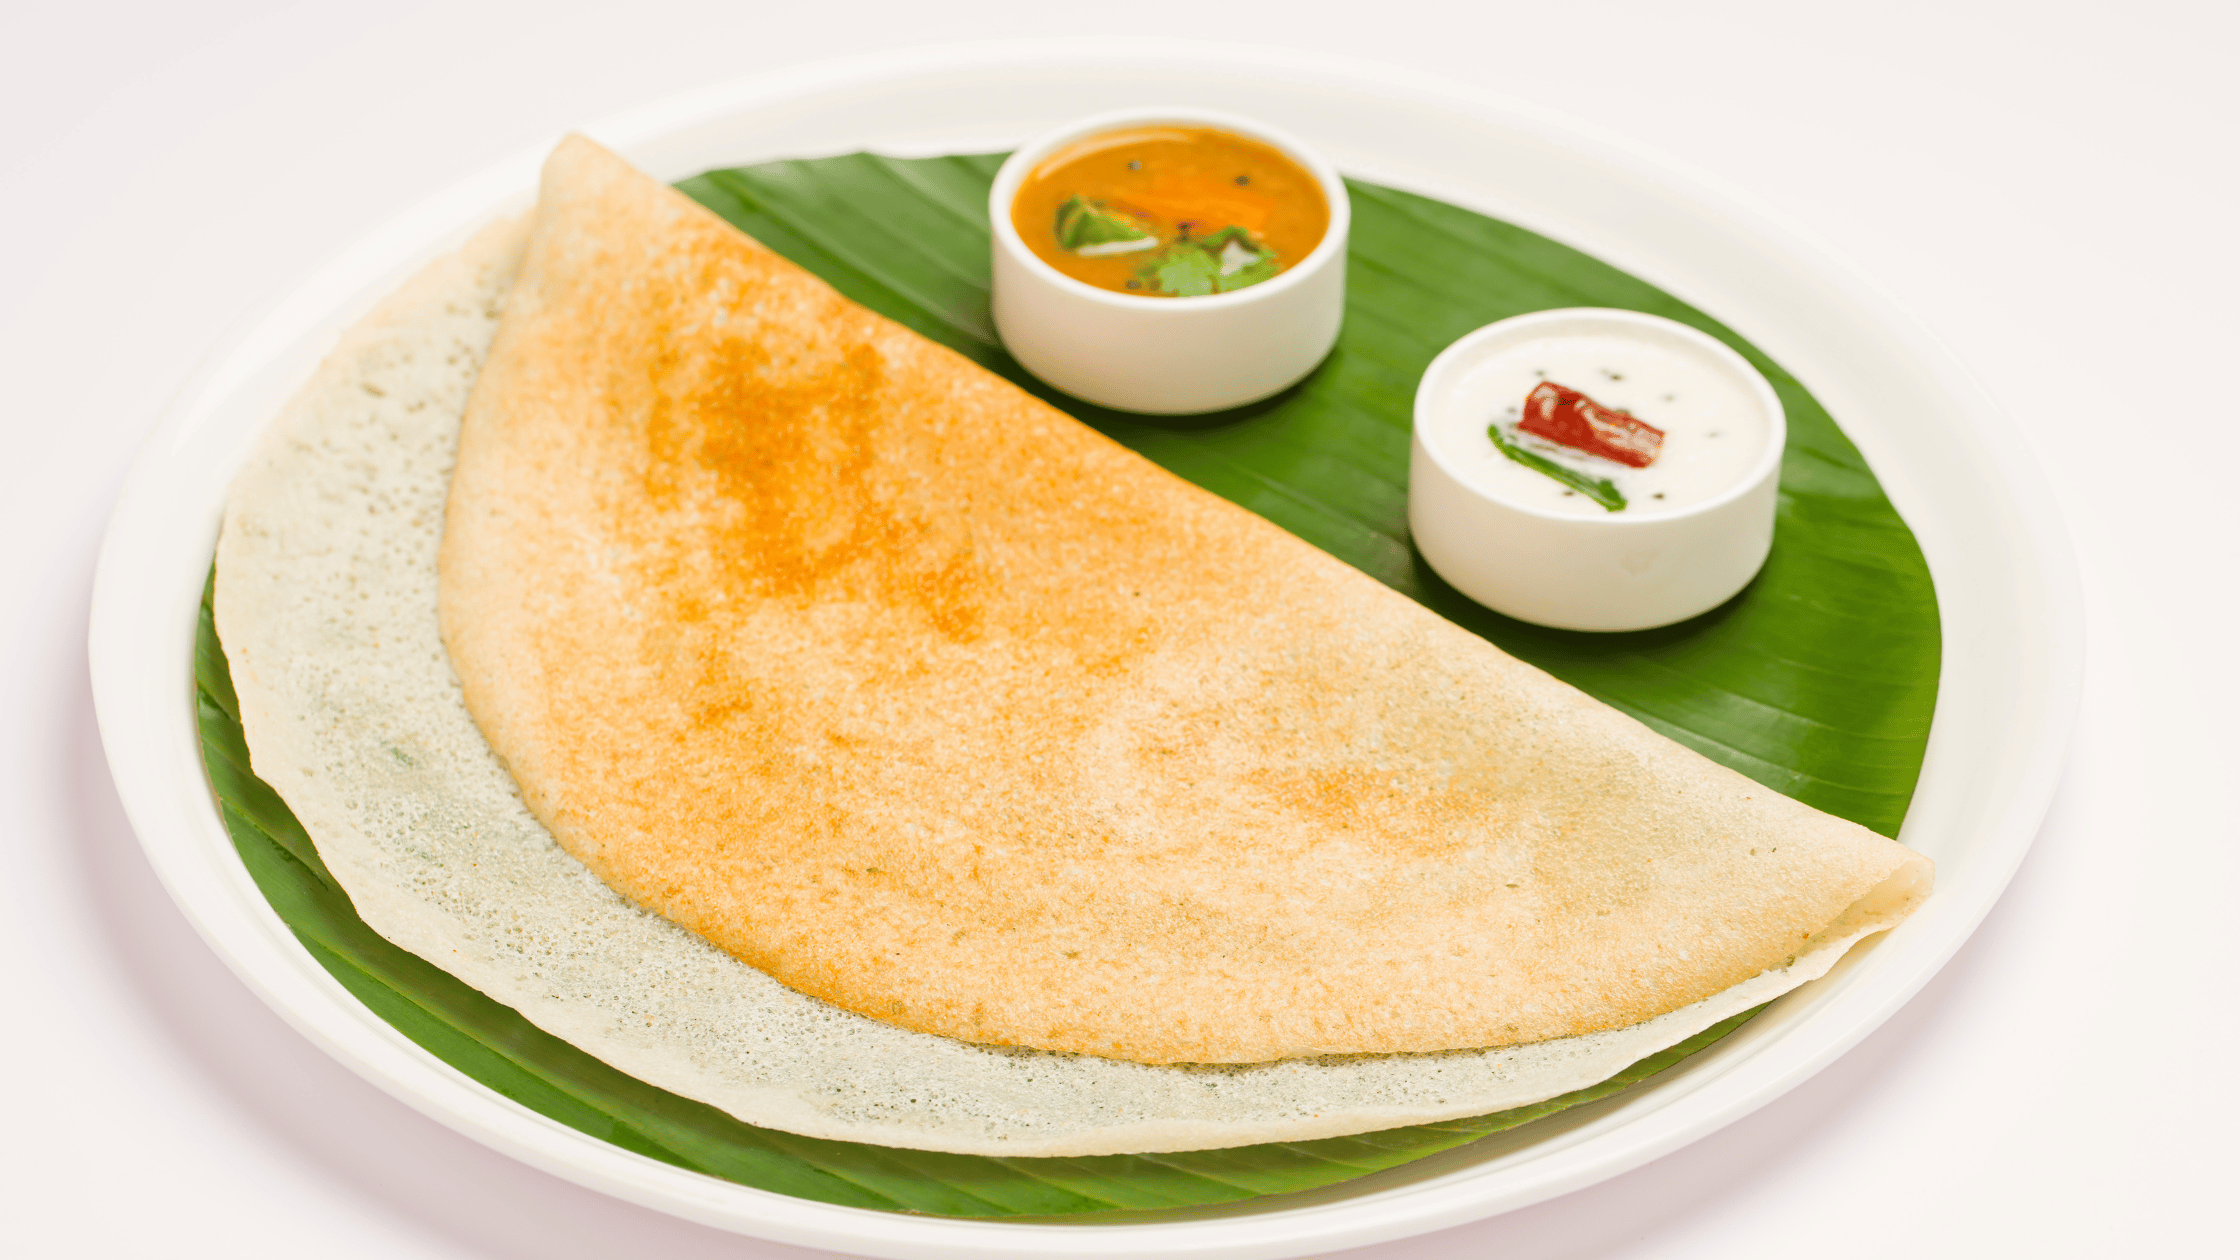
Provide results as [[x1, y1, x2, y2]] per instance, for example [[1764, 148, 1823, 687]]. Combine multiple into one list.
[[192, 150, 1937, 1220]]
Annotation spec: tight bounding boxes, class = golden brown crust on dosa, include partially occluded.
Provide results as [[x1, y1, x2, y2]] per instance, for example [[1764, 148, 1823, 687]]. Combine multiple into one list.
[[439, 136, 1929, 1064]]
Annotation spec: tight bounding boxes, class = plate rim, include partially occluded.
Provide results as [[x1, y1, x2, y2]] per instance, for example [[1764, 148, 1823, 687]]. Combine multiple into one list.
[[88, 38, 2083, 1260]]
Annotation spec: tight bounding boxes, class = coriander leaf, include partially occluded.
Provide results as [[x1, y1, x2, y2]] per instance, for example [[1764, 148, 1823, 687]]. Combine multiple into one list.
[[1147, 246, 1220, 297], [1134, 225, 1285, 296], [1216, 250, 1282, 292]]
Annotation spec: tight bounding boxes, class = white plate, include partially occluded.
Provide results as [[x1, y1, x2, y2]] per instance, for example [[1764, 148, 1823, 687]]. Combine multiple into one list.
[[88, 42, 2081, 1260]]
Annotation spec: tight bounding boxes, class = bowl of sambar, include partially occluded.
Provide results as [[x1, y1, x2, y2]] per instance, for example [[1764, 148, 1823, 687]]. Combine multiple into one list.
[[989, 108, 1350, 414]]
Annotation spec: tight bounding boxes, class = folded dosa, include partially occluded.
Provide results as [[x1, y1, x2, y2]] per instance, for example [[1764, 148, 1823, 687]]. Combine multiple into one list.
[[219, 145, 1928, 1152], [436, 137, 1930, 1066]]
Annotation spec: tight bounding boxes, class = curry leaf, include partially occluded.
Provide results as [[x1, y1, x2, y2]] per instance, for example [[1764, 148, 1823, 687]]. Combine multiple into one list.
[[1489, 423, 1629, 511]]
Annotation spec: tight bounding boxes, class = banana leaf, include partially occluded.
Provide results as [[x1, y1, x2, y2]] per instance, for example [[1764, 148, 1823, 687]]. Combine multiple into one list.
[[192, 150, 1937, 1219]]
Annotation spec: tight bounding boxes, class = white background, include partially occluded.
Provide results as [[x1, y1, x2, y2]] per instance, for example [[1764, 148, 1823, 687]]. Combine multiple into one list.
[[3, 2, 2233, 1256]]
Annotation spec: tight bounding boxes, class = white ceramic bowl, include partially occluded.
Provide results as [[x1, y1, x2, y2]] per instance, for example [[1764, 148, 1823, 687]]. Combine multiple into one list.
[[988, 106, 1351, 414], [1409, 309, 1787, 631]]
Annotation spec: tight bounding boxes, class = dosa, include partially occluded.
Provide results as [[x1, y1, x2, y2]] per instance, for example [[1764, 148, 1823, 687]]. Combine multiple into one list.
[[436, 136, 1930, 1065], [216, 197, 1927, 1156], [217, 144, 1927, 1154]]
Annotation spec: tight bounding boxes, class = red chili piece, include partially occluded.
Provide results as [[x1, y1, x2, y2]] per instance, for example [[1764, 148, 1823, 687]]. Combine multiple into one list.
[[1517, 382, 1664, 468]]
